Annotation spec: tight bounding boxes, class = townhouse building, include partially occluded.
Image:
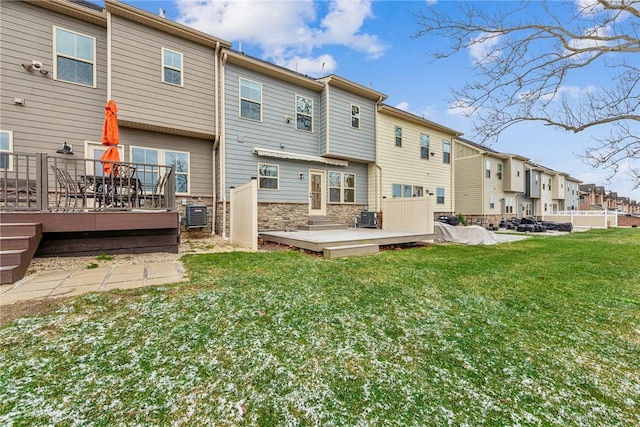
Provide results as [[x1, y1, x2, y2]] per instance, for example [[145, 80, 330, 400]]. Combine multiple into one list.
[[454, 138, 529, 226], [579, 184, 606, 210], [2, 0, 231, 232], [218, 50, 387, 233], [374, 105, 460, 216]]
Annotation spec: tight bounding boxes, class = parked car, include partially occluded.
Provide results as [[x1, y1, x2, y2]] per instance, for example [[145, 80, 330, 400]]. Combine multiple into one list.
[[438, 215, 460, 226]]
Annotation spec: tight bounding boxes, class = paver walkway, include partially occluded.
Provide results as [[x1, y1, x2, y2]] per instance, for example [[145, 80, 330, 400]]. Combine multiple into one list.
[[0, 261, 186, 306]]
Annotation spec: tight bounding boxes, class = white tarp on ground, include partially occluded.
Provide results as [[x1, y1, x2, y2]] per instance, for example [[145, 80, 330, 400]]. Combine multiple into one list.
[[434, 222, 498, 245]]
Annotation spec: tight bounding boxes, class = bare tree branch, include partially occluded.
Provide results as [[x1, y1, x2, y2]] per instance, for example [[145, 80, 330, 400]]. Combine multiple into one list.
[[413, 0, 640, 189]]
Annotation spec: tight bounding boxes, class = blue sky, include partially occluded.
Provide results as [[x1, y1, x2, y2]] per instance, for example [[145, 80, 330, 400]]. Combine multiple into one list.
[[104, 0, 638, 201]]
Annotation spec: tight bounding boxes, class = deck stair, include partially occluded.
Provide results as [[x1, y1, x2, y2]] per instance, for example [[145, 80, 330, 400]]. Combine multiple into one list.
[[323, 243, 379, 259], [0, 223, 42, 284], [297, 216, 347, 231]]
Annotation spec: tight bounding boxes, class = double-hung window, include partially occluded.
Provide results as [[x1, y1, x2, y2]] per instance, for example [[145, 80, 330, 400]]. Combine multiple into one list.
[[489, 196, 495, 209], [258, 163, 278, 190], [485, 160, 491, 178], [351, 105, 360, 128], [443, 140, 451, 163], [240, 78, 261, 121], [162, 48, 183, 86], [329, 172, 355, 203], [420, 134, 429, 159], [296, 95, 313, 132], [0, 131, 13, 171], [497, 163, 503, 180], [165, 151, 189, 193], [395, 127, 402, 147], [131, 147, 190, 195], [436, 188, 445, 204], [54, 27, 96, 87]]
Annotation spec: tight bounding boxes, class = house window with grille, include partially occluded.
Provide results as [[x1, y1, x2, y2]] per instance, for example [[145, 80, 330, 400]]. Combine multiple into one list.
[[0, 130, 13, 171], [329, 172, 355, 203], [420, 134, 429, 159], [443, 140, 451, 163], [54, 27, 96, 87], [497, 163, 503, 180], [240, 78, 262, 121], [258, 163, 279, 190], [162, 48, 183, 86], [489, 196, 495, 209], [485, 160, 491, 178], [351, 104, 360, 128], [395, 127, 402, 147], [296, 95, 313, 132], [436, 187, 445, 204]]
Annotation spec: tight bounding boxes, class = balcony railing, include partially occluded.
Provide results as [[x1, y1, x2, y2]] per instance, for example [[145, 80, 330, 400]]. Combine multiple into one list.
[[0, 152, 175, 212]]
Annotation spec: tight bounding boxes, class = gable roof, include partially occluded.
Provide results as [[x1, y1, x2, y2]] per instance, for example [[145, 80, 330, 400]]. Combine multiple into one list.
[[379, 104, 461, 136]]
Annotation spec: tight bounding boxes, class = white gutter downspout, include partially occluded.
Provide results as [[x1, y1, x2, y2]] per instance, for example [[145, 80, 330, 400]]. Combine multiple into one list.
[[106, 12, 112, 100], [212, 41, 220, 235], [324, 85, 330, 154], [220, 52, 228, 239], [374, 96, 383, 211]]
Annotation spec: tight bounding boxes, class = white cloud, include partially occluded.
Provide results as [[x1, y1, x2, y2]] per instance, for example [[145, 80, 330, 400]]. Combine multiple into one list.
[[538, 85, 597, 102], [447, 100, 475, 118], [174, 0, 387, 75], [282, 54, 338, 76], [468, 33, 503, 65], [395, 101, 410, 111]]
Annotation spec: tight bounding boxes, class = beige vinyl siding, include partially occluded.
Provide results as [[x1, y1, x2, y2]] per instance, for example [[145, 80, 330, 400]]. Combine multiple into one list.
[[110, 16, 217, 136], [484, 157, 504, 215], [455, 142, 480, 159], [554, 175, 566, 200], [504, 158, 525, 192], [540, 172, 554, 215], [377, 112, 454, 213], [1, 1, 107, 154], [121, 128, 213, 195], [455, 156, 483, 215]]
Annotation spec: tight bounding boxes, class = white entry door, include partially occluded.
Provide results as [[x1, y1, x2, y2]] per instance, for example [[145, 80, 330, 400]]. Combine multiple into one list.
[[309, 170, 326, 216], [86, 141, 124, 176]]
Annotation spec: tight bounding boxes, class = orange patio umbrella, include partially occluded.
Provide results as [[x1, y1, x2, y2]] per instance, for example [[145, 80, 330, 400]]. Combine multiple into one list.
[[100, 99, 120, 175]]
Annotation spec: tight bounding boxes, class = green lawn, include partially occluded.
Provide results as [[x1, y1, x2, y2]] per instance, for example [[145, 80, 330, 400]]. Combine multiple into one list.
[[1, 229, 639, 425]]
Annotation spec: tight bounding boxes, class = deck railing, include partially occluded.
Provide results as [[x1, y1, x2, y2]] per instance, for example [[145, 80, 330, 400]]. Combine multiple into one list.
[[1, 152, 175, 212]]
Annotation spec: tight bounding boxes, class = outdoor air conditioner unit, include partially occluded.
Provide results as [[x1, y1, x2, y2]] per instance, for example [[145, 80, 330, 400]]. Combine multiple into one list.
[[360, 211, 378, 228], [185, 205, 207, 228]]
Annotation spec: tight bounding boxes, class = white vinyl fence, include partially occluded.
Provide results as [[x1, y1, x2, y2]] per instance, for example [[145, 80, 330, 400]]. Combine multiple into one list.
[[230, 180, 258, 250], [382, 197, 433, 233], [544, 211, 617, 228]]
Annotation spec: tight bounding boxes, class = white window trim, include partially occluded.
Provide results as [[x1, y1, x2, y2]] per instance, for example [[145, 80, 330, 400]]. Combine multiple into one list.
[[239, 77, 262, 122], [0, 130, 14, 171], [84, 141, 124, 176], [329, 171, 356, 204], [351, 104, 360, 129], [53, 26, 96, 88], [161, 47, 184, 87], [420, 134, 430, 159], [395, 126, 402, 147], [295, 94, 313, 133], [258, 163, 279, 190], [436, 187, 445, 204], [130, 145, 191, 195], [443, 140, 451, 163]]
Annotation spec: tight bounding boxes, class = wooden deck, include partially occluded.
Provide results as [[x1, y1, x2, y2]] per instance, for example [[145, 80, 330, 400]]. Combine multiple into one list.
[[260, 228, 435, 253], [0, 211, 179, 257]]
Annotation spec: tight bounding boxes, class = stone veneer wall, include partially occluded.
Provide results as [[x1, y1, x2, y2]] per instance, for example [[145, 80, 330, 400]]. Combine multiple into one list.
[[176, 196, 214, 237], [214, 201, 369, 235]]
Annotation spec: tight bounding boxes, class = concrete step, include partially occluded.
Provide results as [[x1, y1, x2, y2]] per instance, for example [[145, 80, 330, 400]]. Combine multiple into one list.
[[323, 243, 379, 259]]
